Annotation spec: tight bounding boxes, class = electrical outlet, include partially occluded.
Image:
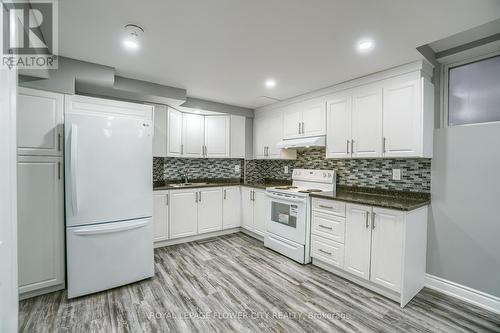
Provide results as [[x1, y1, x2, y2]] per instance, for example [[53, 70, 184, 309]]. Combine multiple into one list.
[[234, 165, 240, 173], [284, 166, 289, 174], [392, 169, 401, 181]]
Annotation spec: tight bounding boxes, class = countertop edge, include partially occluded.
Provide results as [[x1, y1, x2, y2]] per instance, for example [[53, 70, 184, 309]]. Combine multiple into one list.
[[309, 193, 430, 212]]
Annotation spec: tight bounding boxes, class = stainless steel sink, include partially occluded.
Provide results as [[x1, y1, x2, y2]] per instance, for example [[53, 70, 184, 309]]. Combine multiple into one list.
[[168, 182, 209, 188]]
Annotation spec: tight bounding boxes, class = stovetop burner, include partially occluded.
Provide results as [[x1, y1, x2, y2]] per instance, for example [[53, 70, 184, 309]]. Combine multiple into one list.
[[298, 189, 323, 193]]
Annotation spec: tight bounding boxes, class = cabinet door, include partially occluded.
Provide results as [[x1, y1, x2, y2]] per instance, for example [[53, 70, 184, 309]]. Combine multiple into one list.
[[283, 107, 302, 139], [302, 102, 326, 137], [383, 79, 421, 157], [182, 113, 204, 157], [167, 108, 183, 157], [205, 116, 230, 158], [352, 89, 383, 158], [253, 190, 267, 236], [370, 208, 404, 292], [241, 187, 254, 230], [265, 112, 284, 158], [17, 88, 63, 156], [17, 156, 64, 294], [169, 190, 198, 239], [152, 105, 167, 157], [223, 187, 241, 229], [253, 116, 267, 159], [344, 204, 372, 280], [153, 192, 169, 242], [326, 96, 351, 159], [198, 188, 223, 234]]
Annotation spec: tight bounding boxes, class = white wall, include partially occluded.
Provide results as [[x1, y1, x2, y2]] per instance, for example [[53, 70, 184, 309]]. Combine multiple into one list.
[[428, 122, 500, 297]]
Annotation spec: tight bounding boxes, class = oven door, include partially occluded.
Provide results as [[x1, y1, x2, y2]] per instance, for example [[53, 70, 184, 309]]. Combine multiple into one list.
[[266, 192, 307, 245]]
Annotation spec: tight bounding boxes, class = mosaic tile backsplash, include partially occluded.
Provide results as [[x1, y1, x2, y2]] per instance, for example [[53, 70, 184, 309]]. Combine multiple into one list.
[[244, 148, 431, 193], [153, 157, 244, 182]]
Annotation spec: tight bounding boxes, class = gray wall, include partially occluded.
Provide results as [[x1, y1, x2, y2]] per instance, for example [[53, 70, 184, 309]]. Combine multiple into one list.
[[427, 123, 500, 297]]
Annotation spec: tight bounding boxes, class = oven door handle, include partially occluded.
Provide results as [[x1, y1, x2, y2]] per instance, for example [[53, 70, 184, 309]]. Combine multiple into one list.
[[266, 192, 307, 204]]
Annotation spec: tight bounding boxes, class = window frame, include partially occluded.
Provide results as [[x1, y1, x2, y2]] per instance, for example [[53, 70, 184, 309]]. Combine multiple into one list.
[[441, 47, 500, 128]]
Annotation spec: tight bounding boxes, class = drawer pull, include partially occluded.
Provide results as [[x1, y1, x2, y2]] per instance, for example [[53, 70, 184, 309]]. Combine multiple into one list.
[[318, 205, 333, 209], [319, 249, 332, 255], [318, 224, 333, 230]]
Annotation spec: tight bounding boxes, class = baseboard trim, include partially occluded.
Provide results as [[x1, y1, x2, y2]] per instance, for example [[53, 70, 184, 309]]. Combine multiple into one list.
[[154, 228, 241, 248], [19, 283, 65, 301], [425, 274, 500, 315]]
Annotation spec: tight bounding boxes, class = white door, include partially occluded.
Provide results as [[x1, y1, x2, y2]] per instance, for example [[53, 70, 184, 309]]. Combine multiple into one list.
[[370, 208, 404, 292], [351, 89, 383, 158], [283, 107, 302, 139], [205, 115, 230, 158], [17, 88, 63, 156], [241, 187, 254, 230], [153, 192, 169, 242], [253, 190, 267, 236], [223, 187, 241, 229], [182, 113, 204, 157], [167, 107, 183, 157], [344, 204, 372, 279], [152, 104, 167, 157], [383, 79, 421, 157], [302, 102, 326, 137], [65, 96, 153, 227], [198, 188, 223, 234], [265, 112, 284, 158], [253, 116, 267, 159], [169, 190, 198, 239], [326, 96, 351, 159], [0, 67, 18, 333], [17, 156, 64, 294]]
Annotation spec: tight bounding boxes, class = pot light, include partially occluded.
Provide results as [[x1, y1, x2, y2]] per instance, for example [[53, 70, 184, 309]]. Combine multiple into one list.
[[123, 24, 144, 50], [265, 79, 276, 89], [357, 39, 375, 53]]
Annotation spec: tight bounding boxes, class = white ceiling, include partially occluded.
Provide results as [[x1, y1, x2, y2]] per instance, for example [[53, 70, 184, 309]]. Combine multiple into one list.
[[59, 0, 500, 108]]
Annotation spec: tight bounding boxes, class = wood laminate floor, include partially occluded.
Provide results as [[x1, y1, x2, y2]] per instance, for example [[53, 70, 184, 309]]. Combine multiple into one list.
[[19, 233, 500, 333]]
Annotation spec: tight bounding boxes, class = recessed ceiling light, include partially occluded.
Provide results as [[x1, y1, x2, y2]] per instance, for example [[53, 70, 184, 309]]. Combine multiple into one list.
[[356, 39, 375, 53], [265, 79, 276, 89], [123, 24, 144, 50]]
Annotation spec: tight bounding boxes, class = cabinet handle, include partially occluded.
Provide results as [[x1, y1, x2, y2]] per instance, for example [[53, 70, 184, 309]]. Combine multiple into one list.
[[372, 212, 376, 230], [346, 140, 349, 154], [351, 140, 354, 154], [58, 133, 61, 151], [318, 205, 333, 209], [319, 249, 332, 255], [252, 191, 255, 201], [365, 211, 369, 229], [318, 224, 333, 230], [224, 189, 226, 200], [195, 192, 198, 203], [58, 161, 61, 180], [181, 144, 184, 155], [383, 137, 386, 153], [199, 191, 202, 202], [302, 122, 305, 134], [298, 123, 301, 134], [165, 194, 169, 206]]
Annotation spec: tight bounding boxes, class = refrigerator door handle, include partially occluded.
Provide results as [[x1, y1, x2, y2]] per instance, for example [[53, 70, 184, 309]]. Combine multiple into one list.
[[70, 124, 80, 215], [72, 219, 149, 236]]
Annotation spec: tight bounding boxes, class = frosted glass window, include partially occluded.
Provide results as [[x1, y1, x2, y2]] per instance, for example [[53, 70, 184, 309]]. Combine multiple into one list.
[[448, 55, 500, 126]]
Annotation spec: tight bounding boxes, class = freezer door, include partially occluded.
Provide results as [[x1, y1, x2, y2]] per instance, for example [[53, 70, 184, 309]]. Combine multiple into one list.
[[66, 218, 154, 298], [65, 96, 153, 227]]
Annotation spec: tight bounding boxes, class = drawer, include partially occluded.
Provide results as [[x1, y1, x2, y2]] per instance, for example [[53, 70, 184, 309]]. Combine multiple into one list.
[[311, 235, 344, 269], [312, 198, 346, 217], [311, 211, 345, 243]]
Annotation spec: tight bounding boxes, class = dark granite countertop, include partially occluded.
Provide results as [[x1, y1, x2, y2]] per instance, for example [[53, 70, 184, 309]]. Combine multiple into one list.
[[153, 179, 291, 191], [309, 186, 430, 211]]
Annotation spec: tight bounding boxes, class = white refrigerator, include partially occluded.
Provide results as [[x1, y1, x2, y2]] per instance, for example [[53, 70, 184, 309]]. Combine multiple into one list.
[[64, 95, 154, 298]]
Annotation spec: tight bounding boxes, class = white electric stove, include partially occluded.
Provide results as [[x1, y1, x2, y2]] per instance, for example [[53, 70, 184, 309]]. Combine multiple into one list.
[[264, 169, 336, 264]]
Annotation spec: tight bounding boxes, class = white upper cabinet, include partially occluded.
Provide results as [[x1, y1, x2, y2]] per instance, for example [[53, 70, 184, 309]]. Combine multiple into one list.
[[230, 115, 250, 159], [182, 113, 204, 157], [205, 115, 230, 158], [17, 88, 64, 156], [351, 88, 383, 158], [326, 96, 351, 159], [152, 105, 167, 157], [283, 101, 326, 139], [253, 110, 296, 160], [167, 107, 183, 157]]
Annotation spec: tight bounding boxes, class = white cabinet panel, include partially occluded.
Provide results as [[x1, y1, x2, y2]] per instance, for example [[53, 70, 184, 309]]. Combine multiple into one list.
[[205, 116, 230, 158], [167, 108, 183, 157], [344, 204, 372, 279], [383, 79, 421, 157], [198, 188, 223, 234], [241, 187, 254, 230], [223, 187, 241, 229], [370, 208, 404, 292], [17, 156, 64, 294], [169, 190, 198, 239], [153, 192, 169, 242], [311, 235, 344, 269], [253, 116, 266, 159], [283, 108, 302, 139], [152, 105, 167, 157], [326, 96, 351, 159], [352, 89, 383, 158], [182, 113, 204, 157], [17, 88, 63, 156], [253, 190, 266, 236], [302, 102, 326, 137], [229, 115, 248, 159], [311, 212, 345, 244], [265, 112, 284, 158]]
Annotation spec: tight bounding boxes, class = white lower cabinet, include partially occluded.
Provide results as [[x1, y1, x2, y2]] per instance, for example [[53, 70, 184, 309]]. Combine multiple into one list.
[[241, 187, 254, 230], [197, 188, 223, 234], [240, 187, 266, 235], [153, 191, 169, 242], [222, 187, 241, 229], [17, 155, 64, 296], [311, 198, 428, 307], [169, 190, 198, 239]]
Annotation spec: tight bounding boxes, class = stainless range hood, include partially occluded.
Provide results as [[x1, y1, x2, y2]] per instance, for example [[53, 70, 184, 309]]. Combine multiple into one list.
[[276, 136, 326, 149]]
